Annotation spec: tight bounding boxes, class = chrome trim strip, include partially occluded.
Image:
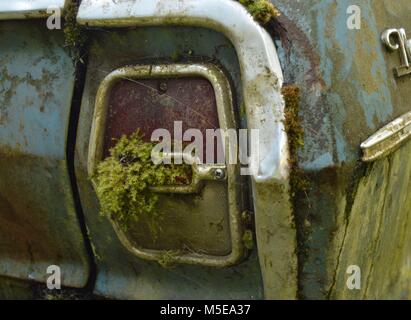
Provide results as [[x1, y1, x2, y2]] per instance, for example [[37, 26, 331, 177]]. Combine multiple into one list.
[[78, 0, 297, 298], [0, 0, 66, 20], [361, 111, 411, 162]]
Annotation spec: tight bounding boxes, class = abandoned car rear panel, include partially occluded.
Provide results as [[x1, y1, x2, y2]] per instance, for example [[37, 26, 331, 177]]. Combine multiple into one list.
[[0, 0, 410, 300]]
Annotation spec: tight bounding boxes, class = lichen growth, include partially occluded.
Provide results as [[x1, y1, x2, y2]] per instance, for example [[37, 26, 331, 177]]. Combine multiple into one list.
[[242, 230, 254, 250], [239, 0, 280, 25], [282, 85, 308, 195], [93, 131, 191, 238], [63, 0, 87, 66], [157, 250, 181, 268]]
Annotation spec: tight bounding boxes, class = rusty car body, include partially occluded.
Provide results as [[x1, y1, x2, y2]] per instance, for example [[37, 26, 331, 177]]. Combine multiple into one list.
[[0, 0, 411, 300]]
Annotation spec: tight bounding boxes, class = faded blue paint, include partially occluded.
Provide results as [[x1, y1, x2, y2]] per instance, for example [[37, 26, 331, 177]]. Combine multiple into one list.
[[334, 0, 356, 81], [353, 79, 393, 129], [304, 152, 334, 171], [303, 0, 394, 161], [329, 93, 347, 164], [0, 37, 73, 158], [312, 0, 334, 87], [271, 0, 409, 300], [0, 20, 89, 288], [330, 1, 393, 130]]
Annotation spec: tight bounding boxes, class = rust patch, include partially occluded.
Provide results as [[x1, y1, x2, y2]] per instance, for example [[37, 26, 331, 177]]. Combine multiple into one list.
[[272, 14, 325, 88]]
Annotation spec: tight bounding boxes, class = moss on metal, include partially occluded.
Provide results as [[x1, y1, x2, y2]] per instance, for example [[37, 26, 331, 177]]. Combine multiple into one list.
[[157, 250, 182, 268], [93, 131, 191, 238], [239, 0, 280, 25], [242, 230, 254, 250], [282, 85, 308, 196], [63, 0, 87, 66]]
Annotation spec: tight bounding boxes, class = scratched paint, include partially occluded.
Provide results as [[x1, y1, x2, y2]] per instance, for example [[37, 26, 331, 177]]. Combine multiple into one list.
[[1, 0, 410, 300], [0, 22, 73, 158], [0, 20, 89, 288]]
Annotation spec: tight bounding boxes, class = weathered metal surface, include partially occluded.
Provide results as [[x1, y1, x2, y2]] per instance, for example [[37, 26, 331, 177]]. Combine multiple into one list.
[[330, 139, 411, 299], [75, 27, 264, 299], [89, 63, 247, 267], [78, 0, 297, 300], [0, 276, 35, 300], [0, 0, 67, 20], [1, 0, 409, 300], [0, 21, 89, 287], [271, 0, 411, 299]]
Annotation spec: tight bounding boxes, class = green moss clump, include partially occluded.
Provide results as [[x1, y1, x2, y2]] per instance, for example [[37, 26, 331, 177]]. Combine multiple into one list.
[[239, 0, 280, 25], [63, 0, 87, 66], [242, 230, 254, 250], [282, 85, 308, 195], [283, 85, 304, 158], [93, 131, 191, 238]]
